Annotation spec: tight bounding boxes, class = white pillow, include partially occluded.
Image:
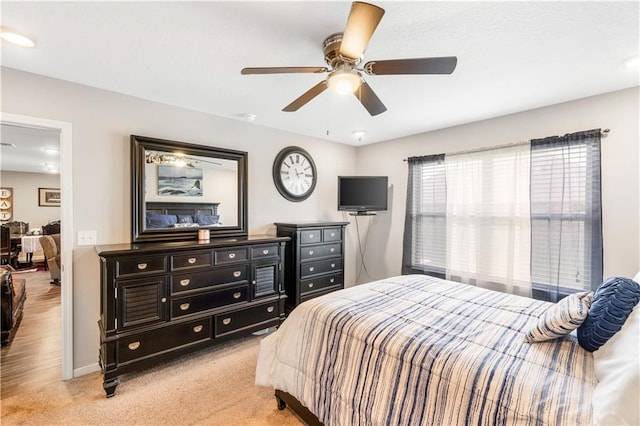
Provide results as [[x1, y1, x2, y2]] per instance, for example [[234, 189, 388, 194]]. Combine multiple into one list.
[[592, 298, 640, 425], [523, 291, 592, 343]]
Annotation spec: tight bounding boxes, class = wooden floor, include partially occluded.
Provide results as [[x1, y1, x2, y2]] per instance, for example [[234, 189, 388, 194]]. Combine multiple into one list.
[[0, 270, 61, 399]]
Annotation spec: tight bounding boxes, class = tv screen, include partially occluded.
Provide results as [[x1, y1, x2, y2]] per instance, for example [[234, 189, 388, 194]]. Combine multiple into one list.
[[338, 176, 388, 213]]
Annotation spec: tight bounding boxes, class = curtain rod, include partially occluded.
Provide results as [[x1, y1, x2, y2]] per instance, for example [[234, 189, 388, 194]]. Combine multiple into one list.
[[402, 128, 609, 161]]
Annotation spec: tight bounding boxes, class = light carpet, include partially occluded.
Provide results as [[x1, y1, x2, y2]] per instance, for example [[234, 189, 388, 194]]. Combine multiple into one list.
[[1, 333, 302, 425]]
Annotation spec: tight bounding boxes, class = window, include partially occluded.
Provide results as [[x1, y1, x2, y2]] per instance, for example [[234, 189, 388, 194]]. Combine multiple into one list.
[[403, 129, 602, 300]]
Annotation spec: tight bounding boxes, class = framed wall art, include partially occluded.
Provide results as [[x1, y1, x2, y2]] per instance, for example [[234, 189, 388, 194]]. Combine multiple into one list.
[[39, 187, 61, 207]]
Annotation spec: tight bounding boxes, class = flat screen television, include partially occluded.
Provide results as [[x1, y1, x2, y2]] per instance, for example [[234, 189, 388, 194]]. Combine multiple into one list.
[[337, 176, 388, 214]]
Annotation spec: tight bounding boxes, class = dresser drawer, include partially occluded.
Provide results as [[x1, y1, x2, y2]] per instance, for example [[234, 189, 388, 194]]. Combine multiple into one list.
[[300, 229, 322, 245], [299, 243, 341, 261], [118, 318, 211, 363], [251, 244, 279, 260], [300, 258, 342, 278], [214, 248, 248, 264], [171, 266, 248, 294], [322, 228, 342, 242], [170, 251, 213, 270], [171, 285, 248, 318], [116, 256, 166, 277], [300, 273, 342, 296], [214, 301, 279, 337]]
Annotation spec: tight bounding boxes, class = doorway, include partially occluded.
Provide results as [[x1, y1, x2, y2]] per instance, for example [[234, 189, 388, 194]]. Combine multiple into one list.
[[0, 112, 73, 380]]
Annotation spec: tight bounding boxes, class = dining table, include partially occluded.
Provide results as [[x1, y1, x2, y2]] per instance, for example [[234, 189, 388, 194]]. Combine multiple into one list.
[[20, 234, 43, 266]]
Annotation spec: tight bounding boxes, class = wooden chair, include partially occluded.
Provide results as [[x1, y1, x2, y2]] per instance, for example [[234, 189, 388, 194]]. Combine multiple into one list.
[[0, 226, 18, 269], [42, 221, 60, 235]]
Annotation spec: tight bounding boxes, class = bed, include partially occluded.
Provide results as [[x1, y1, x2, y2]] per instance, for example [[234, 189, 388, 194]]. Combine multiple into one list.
[[145, 201, 220, 228], [256, 274, 638, 425]]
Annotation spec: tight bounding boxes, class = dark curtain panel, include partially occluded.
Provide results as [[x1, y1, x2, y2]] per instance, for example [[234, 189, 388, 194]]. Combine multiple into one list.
[[530, 129, 603, 301], [402, 154, 446, 277]]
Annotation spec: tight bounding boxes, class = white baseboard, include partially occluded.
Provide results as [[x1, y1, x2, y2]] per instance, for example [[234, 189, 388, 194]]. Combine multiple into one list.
[[73, 362, 101, 378]]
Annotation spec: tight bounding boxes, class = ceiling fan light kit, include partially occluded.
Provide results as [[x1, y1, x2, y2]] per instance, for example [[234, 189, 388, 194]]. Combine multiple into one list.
[[241, 1, 457, 116]]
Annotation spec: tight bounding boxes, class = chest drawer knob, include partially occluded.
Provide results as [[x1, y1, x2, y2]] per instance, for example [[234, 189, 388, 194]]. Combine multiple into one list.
[[161, 298, 167, 303], [267, 306, 275, 313], [193, 325, 204, 333], [179, 303, 190, 311], [331, 263, 336, 268], [222, 318, 232, 325], [233, 292, 242, 299], [262, 249, 269, 255], [330, 232, 335, 237], [128, 342, 141, 351], [228, 253, 236, 259], [309, 266, 315, 272], [188, 257, 197, 264], [310, 233, 315, 239], [308, 283, 314, 288], [330, 278, 335, 283], [233, 271, 242, 278], [180, 279, 190, 287], [309, 250, 314, 255], [330, 248, 335, 253], [137, 263, 147, 270]]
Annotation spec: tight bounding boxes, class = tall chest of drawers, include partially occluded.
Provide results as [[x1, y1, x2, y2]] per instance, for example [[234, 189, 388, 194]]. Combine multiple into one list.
[[96, 235, 288, 397], [275, 222, 348, 313]]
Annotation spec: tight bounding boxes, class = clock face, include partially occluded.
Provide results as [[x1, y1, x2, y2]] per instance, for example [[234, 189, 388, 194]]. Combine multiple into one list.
[[273, 146, 317, 202]]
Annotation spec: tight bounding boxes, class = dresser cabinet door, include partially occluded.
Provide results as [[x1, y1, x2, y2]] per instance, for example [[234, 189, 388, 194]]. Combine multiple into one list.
[[252, 261, 279, 299], [117, 277, 168, 330]]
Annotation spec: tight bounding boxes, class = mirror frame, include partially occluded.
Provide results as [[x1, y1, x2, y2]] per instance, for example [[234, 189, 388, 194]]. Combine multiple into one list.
[[131, 135, 248, 242]]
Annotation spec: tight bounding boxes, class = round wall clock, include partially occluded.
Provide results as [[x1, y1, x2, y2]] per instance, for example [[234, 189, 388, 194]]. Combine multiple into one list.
[[272, 146, 317, 202]]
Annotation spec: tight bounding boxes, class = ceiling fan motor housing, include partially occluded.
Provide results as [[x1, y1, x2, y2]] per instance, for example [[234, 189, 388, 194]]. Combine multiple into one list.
[[323, 33, 359, 69]]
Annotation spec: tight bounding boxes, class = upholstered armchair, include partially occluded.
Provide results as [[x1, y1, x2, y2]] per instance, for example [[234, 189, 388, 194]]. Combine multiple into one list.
[[39, 234, 61, 284]]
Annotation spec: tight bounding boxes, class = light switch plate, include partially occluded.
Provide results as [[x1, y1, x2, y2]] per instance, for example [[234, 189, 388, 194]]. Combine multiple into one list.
[[77, 230, 97, 246]]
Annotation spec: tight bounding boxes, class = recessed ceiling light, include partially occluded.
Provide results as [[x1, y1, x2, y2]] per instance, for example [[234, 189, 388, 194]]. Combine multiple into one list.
[[0, 28, 36, 48], [240, 113, 256, 121], [42, 147, 59, 154], [353, 130, 367, 141], [624, 55, 640, 68]]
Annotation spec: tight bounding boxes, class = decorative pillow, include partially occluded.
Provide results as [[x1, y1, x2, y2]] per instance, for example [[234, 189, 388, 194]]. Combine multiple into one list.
[[592, 304, 640, 425], [524, 291, 593, 343], [177, 214, 194, 224], [577, 277, 640, 352], [146, 213, 178, 228], [194, 214, 219, 226]]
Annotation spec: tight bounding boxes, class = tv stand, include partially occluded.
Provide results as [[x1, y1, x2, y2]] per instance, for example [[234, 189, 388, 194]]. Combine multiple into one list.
[[349, 212, 377, 216]]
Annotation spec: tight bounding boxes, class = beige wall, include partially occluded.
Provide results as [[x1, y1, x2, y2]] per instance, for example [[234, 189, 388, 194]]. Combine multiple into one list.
[[0, 171, 60, 230], [356, 86, 640, 283], [1, 67, 358, 371]]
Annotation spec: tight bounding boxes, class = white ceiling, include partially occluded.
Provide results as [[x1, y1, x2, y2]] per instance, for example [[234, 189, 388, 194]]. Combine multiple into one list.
[[1, 1, 638, 150], [1, 124, 60, 174]]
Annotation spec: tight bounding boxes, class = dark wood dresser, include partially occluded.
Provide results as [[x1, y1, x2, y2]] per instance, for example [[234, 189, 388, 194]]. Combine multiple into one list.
[[275, 222, 348, 313], [96, 235, 288, 397]]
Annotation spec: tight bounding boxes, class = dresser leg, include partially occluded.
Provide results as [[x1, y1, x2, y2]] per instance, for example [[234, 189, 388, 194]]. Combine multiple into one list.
[[276, 394, 287, 410], [103, 378, 119, 398]]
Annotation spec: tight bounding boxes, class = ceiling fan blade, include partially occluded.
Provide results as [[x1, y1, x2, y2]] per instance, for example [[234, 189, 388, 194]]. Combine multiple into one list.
[[283, 81, 328, 112], [339, 1, 385, 60], [364, 56, 458, 75], [354, 81, 387, 116], [241, 67, 328, 75]]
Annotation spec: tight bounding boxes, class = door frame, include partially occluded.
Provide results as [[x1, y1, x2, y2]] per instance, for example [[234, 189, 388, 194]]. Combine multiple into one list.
[[1, 112, 74, 380]]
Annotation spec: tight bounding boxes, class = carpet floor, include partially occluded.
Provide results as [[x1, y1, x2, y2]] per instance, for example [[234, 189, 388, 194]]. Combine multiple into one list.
[[2, 325, 302, 425]]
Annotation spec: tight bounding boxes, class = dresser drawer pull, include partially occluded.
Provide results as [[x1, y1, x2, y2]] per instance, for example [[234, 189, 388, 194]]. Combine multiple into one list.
[[330, 278, 335, 283], [309, 266, 315, 272], [161, 298, 167, 303], [330, 232, 335, 237], [308, 283, 314, 288], [228, 253, 236, 259], [180, 303, 190, 311], [233, 292, 242, 299], [309, 250, 314, 255], [262, 249, 269, 255], [233, 271, 242, 278], [331, 263, 336, 268], [267, 306, 275, 313], [137, 263, 147, 270], [222, 318, 232, 325], [128, 342, 141, 351], [193, 325, 204, 333], [309, 233, 315, 239], [188, 257, 197, 264], [330, 248, 335, 253], [180, 279, 190, 286]]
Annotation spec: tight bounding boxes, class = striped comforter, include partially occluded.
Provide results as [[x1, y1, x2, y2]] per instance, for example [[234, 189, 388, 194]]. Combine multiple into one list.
[[256, 275, 596, 425]]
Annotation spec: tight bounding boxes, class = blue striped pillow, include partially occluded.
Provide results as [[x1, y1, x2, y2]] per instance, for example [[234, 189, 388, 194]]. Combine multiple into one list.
[[577, 277, 640, 352], [524, 291, 593, 343]]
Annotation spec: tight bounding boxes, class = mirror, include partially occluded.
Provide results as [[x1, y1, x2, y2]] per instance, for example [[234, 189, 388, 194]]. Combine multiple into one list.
[[132, 135, 247, 242]]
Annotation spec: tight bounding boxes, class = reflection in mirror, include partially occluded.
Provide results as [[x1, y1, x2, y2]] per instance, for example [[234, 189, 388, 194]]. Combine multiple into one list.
[[132, 135, 247, 242]]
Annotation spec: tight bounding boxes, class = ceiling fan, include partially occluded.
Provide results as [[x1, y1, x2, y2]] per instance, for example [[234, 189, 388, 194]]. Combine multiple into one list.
[[241, 1, 457, 116]]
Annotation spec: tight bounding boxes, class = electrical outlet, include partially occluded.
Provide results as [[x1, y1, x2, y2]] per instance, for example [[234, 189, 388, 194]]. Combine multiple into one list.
[[77, 230, 97, 246]]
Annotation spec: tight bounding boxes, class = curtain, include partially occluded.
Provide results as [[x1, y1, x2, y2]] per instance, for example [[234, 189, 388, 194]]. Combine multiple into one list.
[[530, 129, 603, 301], [402, 154, 446, 277], [445, 144, 532, 297]]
